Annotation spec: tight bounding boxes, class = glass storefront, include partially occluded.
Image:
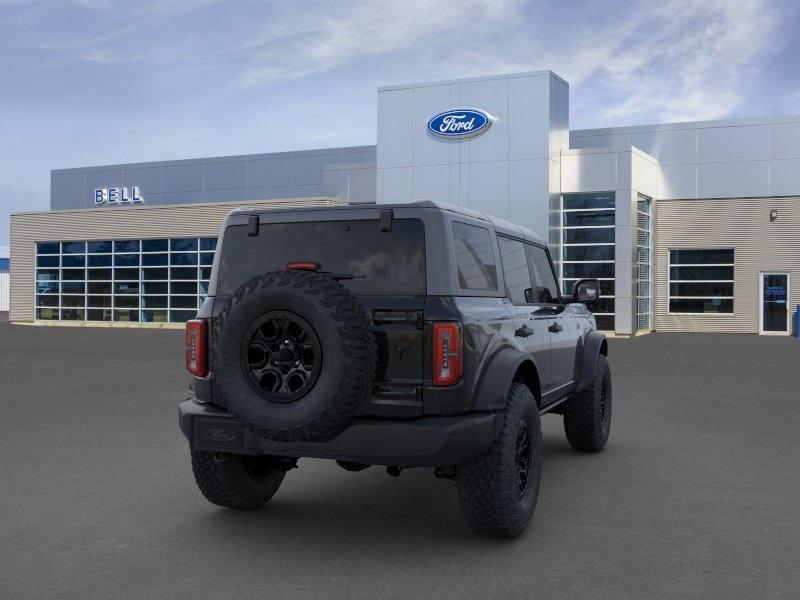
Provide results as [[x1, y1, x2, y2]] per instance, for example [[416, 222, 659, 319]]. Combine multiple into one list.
[[35, 237, 216, 323], [561, 192, 615, 331], [636, 196, 652, 331]]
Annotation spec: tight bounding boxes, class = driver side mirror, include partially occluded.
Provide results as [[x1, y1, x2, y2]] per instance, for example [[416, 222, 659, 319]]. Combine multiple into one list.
[[572, 278, 600, 305]]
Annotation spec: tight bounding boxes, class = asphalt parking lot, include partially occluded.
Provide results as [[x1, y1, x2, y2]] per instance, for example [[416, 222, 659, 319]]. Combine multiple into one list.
[[1, 323, 799, 599]]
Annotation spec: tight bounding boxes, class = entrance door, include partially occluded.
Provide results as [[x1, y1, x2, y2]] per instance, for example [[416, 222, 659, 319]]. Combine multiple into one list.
[[759, 273, 790, 335]]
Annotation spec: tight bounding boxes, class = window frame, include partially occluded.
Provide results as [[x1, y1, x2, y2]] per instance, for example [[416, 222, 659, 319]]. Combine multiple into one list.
[[525, 240, 564, 306], [449, 219, 501, 297], [496, 235, 533, 306], [667, 247, 735, 315], [495, 234, 564, 306]]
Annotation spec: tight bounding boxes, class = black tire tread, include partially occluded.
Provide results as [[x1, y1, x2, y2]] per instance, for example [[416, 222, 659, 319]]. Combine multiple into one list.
[[190, 451, 285, 510], [455, 383, 541, 538], [563, 354, 612, 452]]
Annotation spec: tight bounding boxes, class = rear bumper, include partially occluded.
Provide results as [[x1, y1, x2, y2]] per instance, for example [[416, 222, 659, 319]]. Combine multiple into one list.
[[179, 400, 497, 467]]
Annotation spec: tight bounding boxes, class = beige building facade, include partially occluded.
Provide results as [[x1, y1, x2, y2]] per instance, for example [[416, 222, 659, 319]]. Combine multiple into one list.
[[654, 196, 800, 334]]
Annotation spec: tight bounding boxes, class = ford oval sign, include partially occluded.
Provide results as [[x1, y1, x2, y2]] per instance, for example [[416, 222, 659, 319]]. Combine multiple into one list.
[[427, 108, 493, 139]]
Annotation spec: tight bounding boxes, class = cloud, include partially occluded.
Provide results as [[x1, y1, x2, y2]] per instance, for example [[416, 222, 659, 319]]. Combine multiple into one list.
[[8, 0, 791, 124], [236, 0, 524, 88], [570, 0, 784, 124]]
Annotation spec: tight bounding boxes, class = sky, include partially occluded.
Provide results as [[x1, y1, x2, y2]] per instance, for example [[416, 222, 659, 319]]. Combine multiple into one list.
[[1, 0, 799, 249]]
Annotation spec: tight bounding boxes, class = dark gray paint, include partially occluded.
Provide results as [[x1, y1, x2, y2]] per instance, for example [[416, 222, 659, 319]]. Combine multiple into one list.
[[1, 324, 798, 599], [50, 145, 377, 209]]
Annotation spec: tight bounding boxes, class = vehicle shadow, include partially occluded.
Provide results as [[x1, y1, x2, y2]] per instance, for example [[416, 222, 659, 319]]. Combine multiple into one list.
[[176, 430, 582, 550]]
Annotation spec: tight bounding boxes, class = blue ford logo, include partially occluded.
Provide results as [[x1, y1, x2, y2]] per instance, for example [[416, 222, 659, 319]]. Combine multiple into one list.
[[427, 108, 493, 139]]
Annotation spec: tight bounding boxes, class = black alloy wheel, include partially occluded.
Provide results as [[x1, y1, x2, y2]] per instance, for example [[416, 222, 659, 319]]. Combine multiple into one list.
[[515, 423, 532, 499], [242, 311, 322, 403]]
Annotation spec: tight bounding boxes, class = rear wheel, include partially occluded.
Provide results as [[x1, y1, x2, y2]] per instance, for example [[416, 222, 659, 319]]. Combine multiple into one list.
[[563, 354, 612, 452], [455, 383, 542, 538], [191, 451, 286, 510]]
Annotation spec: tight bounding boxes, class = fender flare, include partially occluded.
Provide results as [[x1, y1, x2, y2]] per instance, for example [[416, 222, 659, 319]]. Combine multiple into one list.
[[575, 330, 608, 392], [473, 347, 541, 411]]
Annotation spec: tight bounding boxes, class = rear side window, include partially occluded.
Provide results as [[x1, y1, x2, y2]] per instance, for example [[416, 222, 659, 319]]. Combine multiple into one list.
[[525, 244, 560, 304], [217, 219, 426, 296], [452, 222, 497, 291], [498, 237, 531, 304]]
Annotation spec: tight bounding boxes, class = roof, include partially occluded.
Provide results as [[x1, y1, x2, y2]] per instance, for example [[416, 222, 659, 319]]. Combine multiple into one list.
[[231, 200, 544, 243]]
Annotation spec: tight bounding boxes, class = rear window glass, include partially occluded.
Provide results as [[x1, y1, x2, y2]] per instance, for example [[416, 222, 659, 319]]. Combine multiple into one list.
[[217, 219, 426, 296], [451, 222, 497, 291]]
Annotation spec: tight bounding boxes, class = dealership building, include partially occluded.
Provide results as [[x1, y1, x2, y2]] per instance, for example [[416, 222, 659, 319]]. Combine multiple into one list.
[[9, 69, 800, 335]]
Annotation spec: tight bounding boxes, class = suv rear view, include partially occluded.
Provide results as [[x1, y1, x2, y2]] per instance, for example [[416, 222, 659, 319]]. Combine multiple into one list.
[[180, 201, 612, 537]]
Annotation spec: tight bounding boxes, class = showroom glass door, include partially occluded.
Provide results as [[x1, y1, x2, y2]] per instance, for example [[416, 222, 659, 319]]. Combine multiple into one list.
[[759, 273, 790, 335]]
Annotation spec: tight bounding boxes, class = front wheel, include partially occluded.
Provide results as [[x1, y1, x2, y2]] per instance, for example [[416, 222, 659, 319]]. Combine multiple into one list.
[[455, 383, 542, 538], [191, 451, 286, 510], [563, 354, 612, 452]]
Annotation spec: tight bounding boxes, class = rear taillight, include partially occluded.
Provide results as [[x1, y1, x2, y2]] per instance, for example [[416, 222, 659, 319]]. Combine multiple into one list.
[[185, 319, 208, 377], [432, 322, 462, 386]]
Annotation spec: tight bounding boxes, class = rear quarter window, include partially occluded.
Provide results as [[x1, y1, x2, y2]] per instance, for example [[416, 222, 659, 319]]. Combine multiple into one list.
[[217, 218, 426, 296], [451, 222, 497, 291]]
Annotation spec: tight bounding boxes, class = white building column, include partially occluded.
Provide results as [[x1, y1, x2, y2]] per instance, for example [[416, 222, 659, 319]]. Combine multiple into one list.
[[614, 187, 637, 335]]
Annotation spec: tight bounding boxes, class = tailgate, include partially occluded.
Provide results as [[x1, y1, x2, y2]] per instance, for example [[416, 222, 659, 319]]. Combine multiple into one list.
[[359, 296, 425, 418]]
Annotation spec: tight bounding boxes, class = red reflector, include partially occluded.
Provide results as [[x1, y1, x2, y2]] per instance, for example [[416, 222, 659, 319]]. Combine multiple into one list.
[[185, 319, 208, 377], [286, 261, 320, 271], [432, 322, 462, 386]]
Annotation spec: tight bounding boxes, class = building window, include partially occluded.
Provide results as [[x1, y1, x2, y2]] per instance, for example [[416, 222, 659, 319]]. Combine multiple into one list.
[[668, 249, 734, 314], [35, 237, 217, 323], [636, 197, 652, 330], [561, 192, 615, 330]]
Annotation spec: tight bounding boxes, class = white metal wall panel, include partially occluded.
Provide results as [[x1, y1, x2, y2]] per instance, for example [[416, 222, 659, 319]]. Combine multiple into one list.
[[659, 164, 697, 200], [377, 70, 568, 242], [654, 196, 800, 333], [771, 123, 800, 159], [0, 272, 9, 312], [696, 125, 770, 163], [10, 197, 338, 322], [697, 161, 771, 199], [771, 159, 800, 196]]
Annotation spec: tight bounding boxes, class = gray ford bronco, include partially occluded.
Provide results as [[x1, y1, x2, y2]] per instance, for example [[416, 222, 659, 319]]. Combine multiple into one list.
[[179, 201, 612, 537]]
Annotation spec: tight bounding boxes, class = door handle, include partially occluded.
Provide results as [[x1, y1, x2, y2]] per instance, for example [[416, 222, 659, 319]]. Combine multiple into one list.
[[515, 324, 534, 338], [548, 322, 563, 334]]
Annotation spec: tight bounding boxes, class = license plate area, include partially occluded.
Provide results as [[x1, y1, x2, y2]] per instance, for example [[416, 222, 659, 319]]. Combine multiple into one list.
[[192, 417, 246, 453]]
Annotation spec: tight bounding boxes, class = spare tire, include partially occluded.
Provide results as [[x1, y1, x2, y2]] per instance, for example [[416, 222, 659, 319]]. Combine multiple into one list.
[[213, 270, 376, 442]]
